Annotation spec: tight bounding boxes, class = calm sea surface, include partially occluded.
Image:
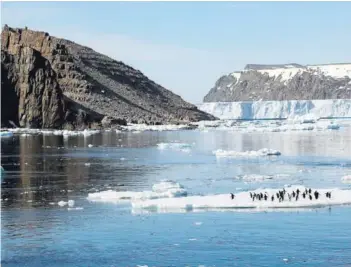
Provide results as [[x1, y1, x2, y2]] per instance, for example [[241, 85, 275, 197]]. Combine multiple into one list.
[[1, 127, 351, 267]]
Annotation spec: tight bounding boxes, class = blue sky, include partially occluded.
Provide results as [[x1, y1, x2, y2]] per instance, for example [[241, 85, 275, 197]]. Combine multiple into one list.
[[2, 1, 351, 104]]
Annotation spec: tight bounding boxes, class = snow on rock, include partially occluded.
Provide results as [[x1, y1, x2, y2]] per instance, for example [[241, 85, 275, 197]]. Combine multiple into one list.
[[341, 175, 351, 183], [198, 99, 351, 120], [131, 186, 351, 213], [213, 148, 281, 158], [87, 180, 187, 203]]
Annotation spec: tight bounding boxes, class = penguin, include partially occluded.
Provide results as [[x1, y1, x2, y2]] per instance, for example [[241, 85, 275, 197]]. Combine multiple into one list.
[[296, 194, 299, 201], [271, 195, 274, 201], [250, 192, 253, 199], [309, 195, 312, 200], [264, 194, 268, 201], [296, 189, 300, 195], [260, 193, 263, 199], [309, 188, 312, 194], [302, 193, 306, 199], [292, 191, 296, 198], [276, 193, 279, 199], [328, 192, 332, 198], [231, 193, 235, 200], [314, 191, 319, 200]]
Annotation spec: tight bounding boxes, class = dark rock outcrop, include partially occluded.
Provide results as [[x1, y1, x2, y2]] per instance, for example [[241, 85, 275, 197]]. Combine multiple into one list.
[[204, 64, 351, 102], [1, 47, 64, 128], [1, 26, 215, 129]]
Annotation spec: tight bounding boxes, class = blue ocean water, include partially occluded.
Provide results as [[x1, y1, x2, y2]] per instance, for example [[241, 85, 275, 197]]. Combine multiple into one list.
[[1, 128, 351, 267]]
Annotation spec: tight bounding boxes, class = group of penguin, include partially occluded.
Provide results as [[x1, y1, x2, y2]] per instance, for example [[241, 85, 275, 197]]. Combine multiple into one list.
[[230, 188, 332, 202]]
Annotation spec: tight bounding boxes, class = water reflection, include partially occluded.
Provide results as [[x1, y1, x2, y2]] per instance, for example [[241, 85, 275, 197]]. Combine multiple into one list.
[[1, 133, 160, 209]]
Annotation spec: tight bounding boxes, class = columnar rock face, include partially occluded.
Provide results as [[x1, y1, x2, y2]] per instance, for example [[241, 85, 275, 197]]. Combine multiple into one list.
[[204, 64, 351, 102], [1, 47, 64, 128], [1, 26, 215, 129]]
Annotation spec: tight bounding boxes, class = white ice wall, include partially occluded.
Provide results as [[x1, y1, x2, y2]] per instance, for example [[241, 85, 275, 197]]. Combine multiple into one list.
[[198, 99, 351, 120]]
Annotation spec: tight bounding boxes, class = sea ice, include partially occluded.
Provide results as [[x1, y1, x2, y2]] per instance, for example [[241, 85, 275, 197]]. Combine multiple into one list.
[[0, 131, 14, 138], [157, 142, 193, 152], [87, 180, 187, 203], [58, 200, 75, 207], [213, 148, 281, 157], [131, 185, 351, 212], [341, 175, 351, 183]]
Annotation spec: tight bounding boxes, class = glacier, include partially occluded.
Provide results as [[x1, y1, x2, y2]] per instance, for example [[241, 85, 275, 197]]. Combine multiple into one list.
[[197, 99, 351, 120]]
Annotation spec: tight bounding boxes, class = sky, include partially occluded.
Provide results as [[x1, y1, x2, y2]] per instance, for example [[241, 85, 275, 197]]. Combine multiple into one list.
[[1, 1, 351, 104]]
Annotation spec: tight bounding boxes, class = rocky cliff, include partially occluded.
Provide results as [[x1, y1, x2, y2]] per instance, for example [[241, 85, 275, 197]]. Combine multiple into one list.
[[204, 64, 351, 102], [1, 25, 215, 129]]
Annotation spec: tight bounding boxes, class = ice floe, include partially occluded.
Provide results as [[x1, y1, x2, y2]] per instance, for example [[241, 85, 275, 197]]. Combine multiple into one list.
[[157, 142, 193, 152], [213, 148, 281, 158], [131, 185, 351, 213], [58, 200, 75, 207], [341, 175, 351, 183], [3, 128, 101, 136], [87, 180, 187, 203], [122, 124, 194, 132], [0, 131, 14, 138]]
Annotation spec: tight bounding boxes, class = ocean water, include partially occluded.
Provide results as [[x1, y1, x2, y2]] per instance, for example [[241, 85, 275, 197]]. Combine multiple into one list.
[[1, 126, 351, 267]]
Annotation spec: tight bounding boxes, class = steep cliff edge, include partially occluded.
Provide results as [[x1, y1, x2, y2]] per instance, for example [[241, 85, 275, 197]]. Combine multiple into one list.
[[1, 25, 215, 129], [204, 64, 351, 102]]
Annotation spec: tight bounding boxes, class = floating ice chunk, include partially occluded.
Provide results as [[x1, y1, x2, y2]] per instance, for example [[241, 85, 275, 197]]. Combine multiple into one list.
[[87, 180, 187, 203], [213, 148, 281, 157], [341, 175, 351, 183], [132, 186, 351, 213], [122, 123, 193, 132], [58, 200, 75, 207], [88, 144, 93, 148], [194, 222, 203, 226], [0, 131, 14, 138], [240, 174, 274, 182], [67, 207, 83, 211], [157, 142, 193, 152], [68, 200, 75, 207]]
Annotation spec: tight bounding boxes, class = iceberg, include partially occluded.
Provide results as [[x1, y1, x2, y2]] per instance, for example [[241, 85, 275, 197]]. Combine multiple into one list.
[[198, 99, 351, 120]]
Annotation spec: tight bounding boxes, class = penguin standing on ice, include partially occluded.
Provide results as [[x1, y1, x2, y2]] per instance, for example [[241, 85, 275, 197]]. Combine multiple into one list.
[[271, 195, 274, 201], [309, 195, 312, 201], [314, 191, 319, 200], [230, 193, 235, 200], [302, 193, 306, 199]]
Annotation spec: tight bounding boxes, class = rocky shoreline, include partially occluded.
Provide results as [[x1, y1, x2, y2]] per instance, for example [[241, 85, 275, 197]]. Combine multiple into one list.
[[1, 25, 216, 130]]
